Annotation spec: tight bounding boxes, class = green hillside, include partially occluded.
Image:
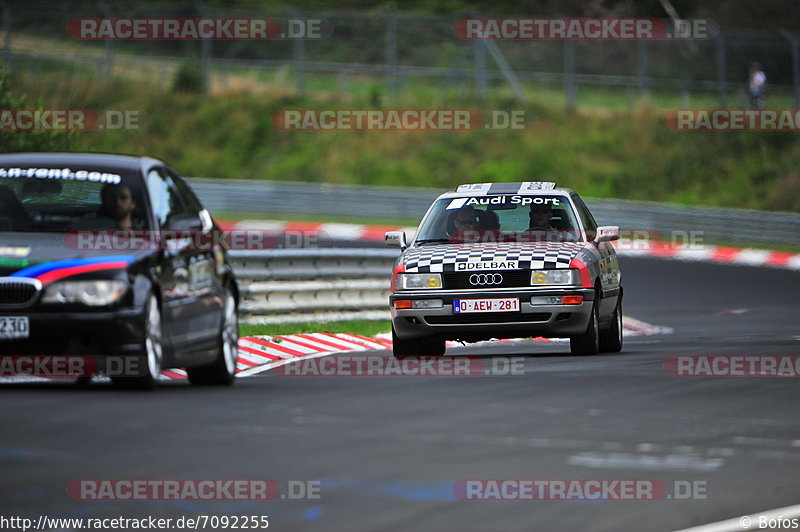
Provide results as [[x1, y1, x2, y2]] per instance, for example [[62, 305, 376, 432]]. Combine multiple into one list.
[[14, 77, 800, 212]]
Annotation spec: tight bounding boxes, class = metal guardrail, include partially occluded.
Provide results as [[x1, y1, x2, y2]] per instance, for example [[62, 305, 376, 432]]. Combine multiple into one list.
[[229, 248, 398, 324], [586, 198, 800, 247], [191, 179, 800, 247], [213, 181, 800, 324], [190, 178, 439, 222]]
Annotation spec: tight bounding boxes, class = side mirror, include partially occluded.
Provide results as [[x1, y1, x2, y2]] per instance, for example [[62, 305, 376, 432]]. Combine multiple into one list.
[[165, 213, 203, 232], [594, 225, 620, 244], [385, 231, 407, 250]]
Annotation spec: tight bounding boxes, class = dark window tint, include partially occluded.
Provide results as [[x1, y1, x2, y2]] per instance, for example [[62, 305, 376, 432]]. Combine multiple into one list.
[[572, 195, 598, 241]]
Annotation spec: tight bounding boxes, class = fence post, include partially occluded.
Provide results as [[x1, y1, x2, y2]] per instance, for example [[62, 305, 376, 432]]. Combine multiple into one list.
[[564, 40, 576, 111], [779, 29, 800, 108], [715, 30, 726, 108], [482, 40, 527, 102], [474, 39, 486, 101], [288, 6, 305, 97], [383, 8, 397, 99], [637, 39, 648, 101], [0, 2, 10, 72], [98, 1, 114, 79], [196, 2, 211, 93]]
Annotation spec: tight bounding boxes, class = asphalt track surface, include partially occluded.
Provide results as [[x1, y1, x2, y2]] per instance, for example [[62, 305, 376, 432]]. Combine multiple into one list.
[[1, 257, 799, 532]]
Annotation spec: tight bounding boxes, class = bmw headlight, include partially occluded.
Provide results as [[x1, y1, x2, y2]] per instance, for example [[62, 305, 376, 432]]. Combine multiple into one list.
[[396, 273, 443, 290], [42, 280, 128, 306], [530, 269, 580, 286]]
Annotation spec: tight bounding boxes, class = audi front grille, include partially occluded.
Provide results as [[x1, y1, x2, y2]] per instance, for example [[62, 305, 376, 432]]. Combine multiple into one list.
[[442, 270, 530, 290]]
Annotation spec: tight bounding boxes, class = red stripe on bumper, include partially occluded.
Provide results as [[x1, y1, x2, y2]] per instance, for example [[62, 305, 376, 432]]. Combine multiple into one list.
[[569, 257, 593, 288]]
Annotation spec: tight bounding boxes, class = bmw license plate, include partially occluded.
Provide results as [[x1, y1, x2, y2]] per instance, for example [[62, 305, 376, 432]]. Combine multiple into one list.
[[454, 298, 519, 313], [0, 317, 29, 339]]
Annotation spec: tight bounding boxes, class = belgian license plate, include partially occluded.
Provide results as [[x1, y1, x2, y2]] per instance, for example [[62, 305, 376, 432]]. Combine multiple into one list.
[[454, 298, 519, 313], [0, 317, 29, 339]]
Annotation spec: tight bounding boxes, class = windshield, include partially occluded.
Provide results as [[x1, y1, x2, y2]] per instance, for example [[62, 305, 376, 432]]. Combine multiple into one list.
[[414, 194, 584, 244], [0, 168, 150, 232]]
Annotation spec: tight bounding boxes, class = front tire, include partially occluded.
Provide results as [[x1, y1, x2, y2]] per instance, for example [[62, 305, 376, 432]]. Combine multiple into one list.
[[112, 294, 163, 390], [599, 294, 623, 353], [392, 326, 446, 359], [187, 286, 238, 386], [570, 297, 599, 356]]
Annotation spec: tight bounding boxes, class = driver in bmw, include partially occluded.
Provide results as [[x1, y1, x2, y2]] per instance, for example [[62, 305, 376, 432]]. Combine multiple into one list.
[[72, 183, 141, 231]]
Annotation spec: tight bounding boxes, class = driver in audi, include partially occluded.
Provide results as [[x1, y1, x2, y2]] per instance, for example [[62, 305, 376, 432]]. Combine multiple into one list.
[[449, 205, 482, 243]]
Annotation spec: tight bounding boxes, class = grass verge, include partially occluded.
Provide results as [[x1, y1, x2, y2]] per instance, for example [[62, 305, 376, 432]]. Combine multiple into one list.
[[239, 320, 391, 338]]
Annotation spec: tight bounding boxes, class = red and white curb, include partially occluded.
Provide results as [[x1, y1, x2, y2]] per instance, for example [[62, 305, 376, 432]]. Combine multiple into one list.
[[219, 219, 417, 244], [220, 219, 800, 271], [188, 316, 669, 380], [162, 333, 393, 380], [614, 240, 800, 270], [0, 318, 670, 383]]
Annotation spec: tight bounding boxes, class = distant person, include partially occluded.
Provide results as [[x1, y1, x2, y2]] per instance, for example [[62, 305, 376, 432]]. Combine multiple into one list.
[[73, 183, 139, 230], [748, 62, 766, 109]]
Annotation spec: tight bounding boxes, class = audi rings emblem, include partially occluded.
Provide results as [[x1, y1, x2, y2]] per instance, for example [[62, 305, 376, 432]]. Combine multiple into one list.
[[469, 273, 503, 285]]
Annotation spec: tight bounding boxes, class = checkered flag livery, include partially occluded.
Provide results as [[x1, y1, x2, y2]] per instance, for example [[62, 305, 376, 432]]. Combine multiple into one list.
[[402, 242, 585, 272]]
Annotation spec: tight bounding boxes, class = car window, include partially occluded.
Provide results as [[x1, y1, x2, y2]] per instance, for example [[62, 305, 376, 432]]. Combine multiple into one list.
[[145, 167, 190, 229], [166, 170, 203, 215], [0, 167, 147, 232], [414, 195, 582, 244], [572, 195, 598, 241]]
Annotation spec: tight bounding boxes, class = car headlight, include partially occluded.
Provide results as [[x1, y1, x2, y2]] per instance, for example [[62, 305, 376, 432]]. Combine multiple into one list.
[[42, 280, 128, 306], [396, 273, 443, 290], [530, 269, 580, 286]]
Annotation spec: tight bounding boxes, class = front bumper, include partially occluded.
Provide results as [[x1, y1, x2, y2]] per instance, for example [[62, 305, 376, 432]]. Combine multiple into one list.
[[390, 288, 594, 341], [0, 306, 145, 357]]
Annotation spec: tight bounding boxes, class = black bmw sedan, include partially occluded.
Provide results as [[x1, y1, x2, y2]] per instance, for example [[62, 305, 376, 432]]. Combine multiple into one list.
[[0, 153, 239, 388]]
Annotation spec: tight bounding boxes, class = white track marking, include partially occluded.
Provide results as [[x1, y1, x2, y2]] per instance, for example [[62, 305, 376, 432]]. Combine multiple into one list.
[[672, 502, 800, 532]]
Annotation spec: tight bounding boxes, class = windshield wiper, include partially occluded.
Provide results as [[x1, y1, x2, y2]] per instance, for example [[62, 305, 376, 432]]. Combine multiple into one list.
[[415, 238, 452, 245]]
